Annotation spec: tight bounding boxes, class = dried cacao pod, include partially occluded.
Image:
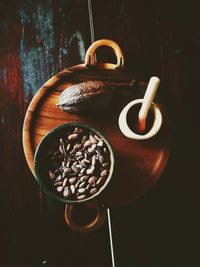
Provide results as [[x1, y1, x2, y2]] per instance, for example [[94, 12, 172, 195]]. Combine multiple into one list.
[[57, 81, 113, 114]]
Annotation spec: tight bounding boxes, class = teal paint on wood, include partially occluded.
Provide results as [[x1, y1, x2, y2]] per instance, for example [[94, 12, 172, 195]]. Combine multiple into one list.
[[75, 30, 86, 62], [69, 30, 86, 62], [19, 0, 56, 98], [19, 0, 86, 99]]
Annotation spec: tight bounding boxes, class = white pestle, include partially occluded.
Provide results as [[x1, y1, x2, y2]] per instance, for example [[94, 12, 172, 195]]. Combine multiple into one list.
[[137, 76, 160, 132]]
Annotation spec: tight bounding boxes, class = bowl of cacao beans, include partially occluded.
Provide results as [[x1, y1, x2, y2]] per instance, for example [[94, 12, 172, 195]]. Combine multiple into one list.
[[34, 123, 114, 204]]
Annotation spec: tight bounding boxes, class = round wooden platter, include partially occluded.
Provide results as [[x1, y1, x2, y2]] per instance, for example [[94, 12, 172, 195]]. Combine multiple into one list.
[[23, 64, 171, 208]]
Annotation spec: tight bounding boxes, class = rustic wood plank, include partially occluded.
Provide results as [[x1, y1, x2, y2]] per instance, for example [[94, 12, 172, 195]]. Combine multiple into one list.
[[0, 1, 43, 266], [91, 0, 199, 266], [0, 1, 112, 266], [92, 0, 162, 75]]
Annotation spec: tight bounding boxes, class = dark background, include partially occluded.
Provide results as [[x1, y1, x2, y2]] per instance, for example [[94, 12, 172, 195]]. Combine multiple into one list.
[[0, 0, 199, 266]]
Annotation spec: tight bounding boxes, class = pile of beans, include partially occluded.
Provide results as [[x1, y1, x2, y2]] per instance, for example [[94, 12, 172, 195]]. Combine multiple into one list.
[[47, 126, 111, 201]]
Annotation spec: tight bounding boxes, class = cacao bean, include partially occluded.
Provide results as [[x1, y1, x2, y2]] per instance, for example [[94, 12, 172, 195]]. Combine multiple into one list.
[[86, 165, 95, 175], [79, 181, 86, 188], [90, 188, 98, 195], [88, 176, 98, 185], [56, 186, 63, 192], [74, 127, 83, 134], [68, 133, 78, 141], [89, 135, 98, 144], [97, 140, 104, 147], [70, 185, 76, 194], [63, 178, 68, 187], [69, 177, 77, 184], [54, 181, 62, 186], [80, 175, 89, 182], [102, 163, 109, 169], [101, 169, 108, 177], [78, 188, 86, 194], [77, 195, 86, 200], [55, 175, 62, 182], [99, 155, 104, 164], [84, 140, 92, 148], [97, 176, 106, 187], [63, 187, 71, 198]]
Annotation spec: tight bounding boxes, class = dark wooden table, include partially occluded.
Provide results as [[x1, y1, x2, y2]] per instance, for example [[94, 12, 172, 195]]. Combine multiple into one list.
[[0, 1, 199, 266]]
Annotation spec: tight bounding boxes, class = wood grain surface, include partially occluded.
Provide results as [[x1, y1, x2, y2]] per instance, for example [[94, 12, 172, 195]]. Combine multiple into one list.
[[22, 64, 171, 208], [0, 0, 199, 266]]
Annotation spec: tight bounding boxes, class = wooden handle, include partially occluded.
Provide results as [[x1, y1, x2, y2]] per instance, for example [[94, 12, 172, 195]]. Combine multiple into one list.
[[64, 203, 106, 233], [85, 39, 124, 69]]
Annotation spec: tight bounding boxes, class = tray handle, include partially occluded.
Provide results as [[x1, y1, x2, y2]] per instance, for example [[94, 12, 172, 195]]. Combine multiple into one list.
[[85, 39, 124, 70], [64, 203, 106, 233]]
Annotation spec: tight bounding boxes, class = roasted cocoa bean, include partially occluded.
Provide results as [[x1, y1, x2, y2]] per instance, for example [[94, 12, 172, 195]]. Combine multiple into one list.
[[75, 181, 81, 188], [69, 177, 77, 184], [80, 168, 86, 174], [59, 145, 64, 154], [80, 175, 89, 182], [88, 176, 98, 185], [63, 187, 71, 198], [59, 138, 65, 145], [54, 181, 62, 186], [55, 175, 62, 182], [67, 143, 71, 151], [86, 184, 90, 190], [77, 195, 86, 200], [63, 167, 72, 175], [63, 178, 68, 187], [89, 135, 98, 144], [68, 133, 78, 141], [97, 140, 104, 147], [71, 165, 79, 173], [99, 155, 104, 164], [79, 181, 86, 188], [94, 134, 101, 141], [81, 135, 88, 144], [90, 188, 98, 195], [97, 176, 106, 187], [102, 163, 109, 169], [91, 156, 96, 166], [101, 170, 108, 177], [74, 127, 83, 134], [88, 147, 95, 153], [66, 161, 72, 168], [76, 151, 83, 157], [56, 186, 63, 192], [78, 188, 86, 194], [77, 155, 84, 161], [84, 140, 92, 148], [70, 184, 76, 194], [86, 166, 95, 175]]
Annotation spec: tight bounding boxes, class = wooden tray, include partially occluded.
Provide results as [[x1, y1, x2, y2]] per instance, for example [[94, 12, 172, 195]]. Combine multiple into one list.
[[23, 40, 171, 208]]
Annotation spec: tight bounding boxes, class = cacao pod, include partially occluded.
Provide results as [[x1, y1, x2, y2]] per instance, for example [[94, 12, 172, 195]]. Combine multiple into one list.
[[57, 81, 113, 114]]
